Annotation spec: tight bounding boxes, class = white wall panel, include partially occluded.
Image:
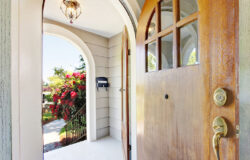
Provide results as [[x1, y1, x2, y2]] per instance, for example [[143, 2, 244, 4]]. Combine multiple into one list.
[[109, 87, 121, 98], [110, 127, 122, 141], [109, 44, 122, 57], [96, 67, 109, 77], [96, 98, 109, 109], [96, 89, 109, 98], [97, 127, 110, 139], [109, 98, 121, 109], [109, 33, 122, 48], [96, 108, 109, 119], [109, 77, 121, 88], [109, 66, 122, 77], [109, 55, 121, 67], [87, 43, 109, 57], [109, 118, 122, 130], [108, 33, 122, 141], [97, 118, 109, 129], [94, 56, 109, 67], [110, 107, 122, 120]]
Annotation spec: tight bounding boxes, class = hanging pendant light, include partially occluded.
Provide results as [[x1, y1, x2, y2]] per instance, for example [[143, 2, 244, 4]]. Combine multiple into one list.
[[60, 0, 82, 24]]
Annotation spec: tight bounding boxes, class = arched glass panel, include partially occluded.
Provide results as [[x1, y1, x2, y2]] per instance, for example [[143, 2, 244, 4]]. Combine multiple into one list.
[[160, 0, 173, 30], [161, 33, 173, 69], [145, 0, 199, 72], [147, 41, 157, 72], [180, 0, 198, 19], [180, 21, 199, 66], [147, 12, 156, 38]]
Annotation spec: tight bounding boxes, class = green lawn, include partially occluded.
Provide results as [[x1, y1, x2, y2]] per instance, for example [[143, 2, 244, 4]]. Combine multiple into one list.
[[43, 111, 53, 121]]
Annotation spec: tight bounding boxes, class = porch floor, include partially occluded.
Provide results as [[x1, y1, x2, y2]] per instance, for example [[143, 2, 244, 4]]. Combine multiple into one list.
[[44, 136, 123, 160]]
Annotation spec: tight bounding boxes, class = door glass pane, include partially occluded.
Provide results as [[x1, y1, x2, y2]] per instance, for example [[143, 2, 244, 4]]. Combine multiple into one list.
[[147, 12, 156, 38], [160, 0, 173, 30], [147, 41, 157, 72], [180, 21, 199, 66], [180, 0, 198, 19], [161, 33, 173, 69]]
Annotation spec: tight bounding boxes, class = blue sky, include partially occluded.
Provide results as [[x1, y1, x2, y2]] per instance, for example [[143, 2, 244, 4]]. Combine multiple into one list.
[[43, 34, 82, 83]]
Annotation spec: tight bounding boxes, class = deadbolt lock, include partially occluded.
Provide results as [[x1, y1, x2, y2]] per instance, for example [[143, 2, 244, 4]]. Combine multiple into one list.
[[213, 88, 227, 106]]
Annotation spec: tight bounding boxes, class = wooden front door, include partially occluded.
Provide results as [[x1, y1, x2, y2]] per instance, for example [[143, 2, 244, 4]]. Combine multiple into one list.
[[136, 0, 239, 160], [121, 27, 130, 160]]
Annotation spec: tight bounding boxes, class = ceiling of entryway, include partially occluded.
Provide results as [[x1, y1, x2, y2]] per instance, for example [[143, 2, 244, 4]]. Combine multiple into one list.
[[44, 0, 125, 38], [136, 0, 145, 9]]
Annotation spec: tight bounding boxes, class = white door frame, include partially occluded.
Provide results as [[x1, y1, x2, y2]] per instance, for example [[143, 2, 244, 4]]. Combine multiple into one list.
[[43, 22, 97, 142]]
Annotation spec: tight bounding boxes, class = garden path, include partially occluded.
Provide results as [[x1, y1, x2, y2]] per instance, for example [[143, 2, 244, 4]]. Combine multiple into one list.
[[43, 119, 66, 153]]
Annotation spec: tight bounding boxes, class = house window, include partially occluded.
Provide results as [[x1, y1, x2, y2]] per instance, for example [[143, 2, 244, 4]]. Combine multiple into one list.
[[145, 0, 199, 72]]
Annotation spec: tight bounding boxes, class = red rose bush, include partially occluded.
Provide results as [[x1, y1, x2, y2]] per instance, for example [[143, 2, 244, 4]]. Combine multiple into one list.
[[49, 72, 86, 121]]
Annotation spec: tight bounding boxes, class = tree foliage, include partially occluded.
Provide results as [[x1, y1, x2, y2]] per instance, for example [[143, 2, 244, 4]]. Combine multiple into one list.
[[75, 55, 86, 73]]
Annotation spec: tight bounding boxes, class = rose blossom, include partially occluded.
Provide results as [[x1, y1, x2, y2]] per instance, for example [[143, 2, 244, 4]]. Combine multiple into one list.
[[61, 91, 68, 99], [49, 105, 55, 109], [69, 101, 74, 107], [63, 113, 68, 121], [78, 85, 86, 90], [72, 72, 80, 78], [53, 94, 59, 102], [80, 74, 86, 80], [66, 108, 70, 115], [61, 100, 65, 105], [70, 91, 78, 99], [65, 74, 71, 78]]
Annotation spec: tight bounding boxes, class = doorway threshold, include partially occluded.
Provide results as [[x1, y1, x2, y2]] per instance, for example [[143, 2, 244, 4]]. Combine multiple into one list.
[[44, 136, 123, 160]]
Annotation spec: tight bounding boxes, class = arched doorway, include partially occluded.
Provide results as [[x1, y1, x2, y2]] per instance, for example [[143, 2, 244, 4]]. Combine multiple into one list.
[[11, 1, 137, 160], [43, 22, 97, 142]]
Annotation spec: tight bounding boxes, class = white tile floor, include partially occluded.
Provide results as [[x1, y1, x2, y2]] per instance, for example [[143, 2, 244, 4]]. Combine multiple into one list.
[[44, 136, 123, 160]]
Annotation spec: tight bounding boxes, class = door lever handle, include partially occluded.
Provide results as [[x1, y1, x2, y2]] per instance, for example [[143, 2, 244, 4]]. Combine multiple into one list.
[[212, 117, 228, 160]]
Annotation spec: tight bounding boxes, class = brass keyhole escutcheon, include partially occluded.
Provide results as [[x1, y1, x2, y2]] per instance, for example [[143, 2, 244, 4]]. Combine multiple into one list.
[[213, 88, 227, 106], [212, 117, 228, 160]]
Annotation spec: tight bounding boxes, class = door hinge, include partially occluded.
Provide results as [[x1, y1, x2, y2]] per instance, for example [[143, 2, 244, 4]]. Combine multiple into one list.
[[129, 144, 132, 151], [128, 49, 131, 56], [236, 125, 240, 139]]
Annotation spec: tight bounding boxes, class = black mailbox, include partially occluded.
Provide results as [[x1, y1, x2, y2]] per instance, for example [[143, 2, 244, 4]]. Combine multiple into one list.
[[96, 77, 109, 91]]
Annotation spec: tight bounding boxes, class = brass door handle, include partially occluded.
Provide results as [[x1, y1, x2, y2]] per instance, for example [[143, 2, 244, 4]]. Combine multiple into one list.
[[212, 117, 228, 160]]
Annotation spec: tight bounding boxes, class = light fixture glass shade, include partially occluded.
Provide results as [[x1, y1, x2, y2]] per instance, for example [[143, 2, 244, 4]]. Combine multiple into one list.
[[60, 0, 82, 24]]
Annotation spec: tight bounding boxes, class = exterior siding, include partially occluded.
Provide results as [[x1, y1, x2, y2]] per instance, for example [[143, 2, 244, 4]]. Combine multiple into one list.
[[108, 33, 122, 141], [0, 0, 12, 159]]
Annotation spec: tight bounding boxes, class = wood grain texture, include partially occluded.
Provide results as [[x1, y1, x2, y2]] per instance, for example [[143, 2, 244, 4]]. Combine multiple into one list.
[[0, 0, 12, 159], [136, 0, 239, 159]]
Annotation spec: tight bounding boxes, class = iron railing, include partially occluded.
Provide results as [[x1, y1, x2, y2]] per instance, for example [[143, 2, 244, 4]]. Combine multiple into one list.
[[64, 105, 86, 145]]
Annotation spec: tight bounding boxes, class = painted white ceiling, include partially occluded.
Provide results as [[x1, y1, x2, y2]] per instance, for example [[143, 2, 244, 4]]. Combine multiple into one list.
[[44, 0, 125, 38]]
